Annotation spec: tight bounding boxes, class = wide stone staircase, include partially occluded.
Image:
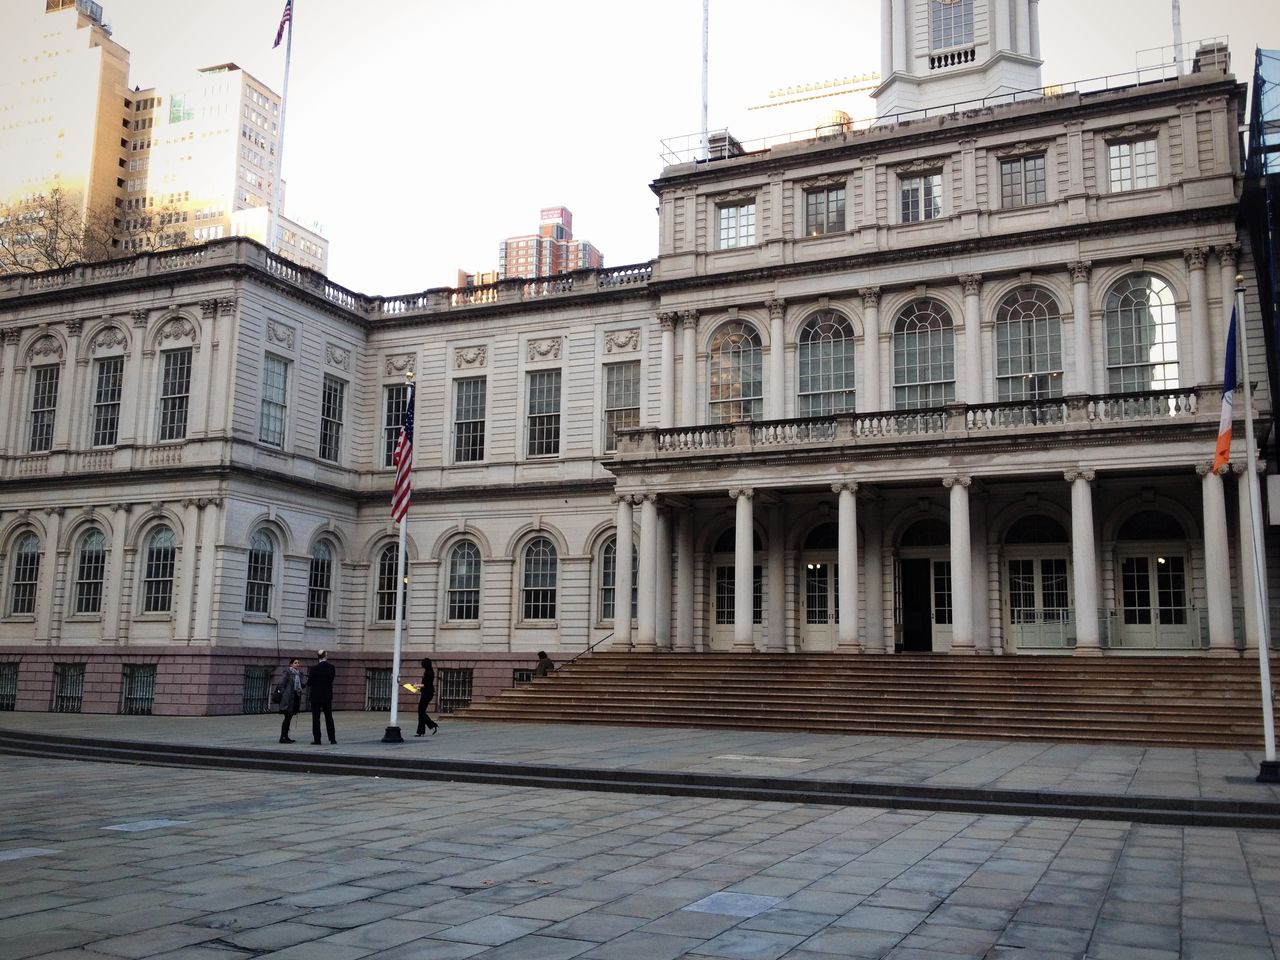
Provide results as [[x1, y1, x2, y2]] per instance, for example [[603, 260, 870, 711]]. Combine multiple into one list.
[[452, 652, 1275, 747]]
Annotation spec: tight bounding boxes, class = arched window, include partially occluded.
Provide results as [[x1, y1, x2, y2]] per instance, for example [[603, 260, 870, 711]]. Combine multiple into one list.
[[900, 518, 950, 547], [75, 528, 106, 615], [307, 541, 334, 621], [599, 536, 638, 623], [995, 288, 1063, 401], [1005, 515, 1069, 544], [447, 541, 482, 622], [1105, 274, 1179, 392], [1117, 511, 1187, 541], [930, 0, 974, 49], [375, 543, 405, 622], [143, 526, 176, 613], [245, 530, 274, 615], [893, 300, 955, 409], [797, 311, 856, 416], [708, 321, 763, 423], [8, 532, 40, 616], [522, 537, 558, 621]]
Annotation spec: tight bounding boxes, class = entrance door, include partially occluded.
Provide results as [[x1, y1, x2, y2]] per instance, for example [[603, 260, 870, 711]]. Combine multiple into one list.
[[1006, 556, 1071, 649], [898, 558, 951, 652], [1117, 552, 1192, 648], [710, 562, 762, 651], [800, 556, 838, 651]]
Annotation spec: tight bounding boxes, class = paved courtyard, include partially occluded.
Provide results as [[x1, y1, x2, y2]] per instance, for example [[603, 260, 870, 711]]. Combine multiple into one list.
[[2, 717, 1280, 959]]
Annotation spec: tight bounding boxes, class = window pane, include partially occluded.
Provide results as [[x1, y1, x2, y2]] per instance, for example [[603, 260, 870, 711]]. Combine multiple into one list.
[[307, 541, 332, 620], [526, 370, 561, 457], [30, 365, 59, 453], [930, 0, 973, 48], [10, 533, 40, 615], [604, 361, 640, 452], [995, 288, 1063, 401], [245, 531, 274, 614], [708, 321, 764, 422], [798, 311, 857, 416], [143, 527, 176, 613], [447, 541, 481, 621], [158, 349, 192, 441], [376, 544, 406, 622], [319, 376, 345, 462], [75, 529, 106, 614], [258, 355, 288, 447], [522, 537, 557, 620], [383, 383, 410, 467], [453, 377, 486, 462], [92, 357, 123, 447], [893, 300, 956, 409], [717, 202, 756, 248], [1104, 274, 1179, 392]]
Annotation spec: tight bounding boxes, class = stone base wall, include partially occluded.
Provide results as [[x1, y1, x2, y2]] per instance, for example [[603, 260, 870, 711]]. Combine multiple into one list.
[[0, 647, 546, 717]]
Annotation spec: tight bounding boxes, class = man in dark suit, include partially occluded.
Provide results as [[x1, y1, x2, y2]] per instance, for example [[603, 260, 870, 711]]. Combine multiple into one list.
[[309, 649, 337, 745]]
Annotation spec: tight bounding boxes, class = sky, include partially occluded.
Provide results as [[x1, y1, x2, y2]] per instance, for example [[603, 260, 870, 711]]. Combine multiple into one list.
[[94, 0, 1279, 295]]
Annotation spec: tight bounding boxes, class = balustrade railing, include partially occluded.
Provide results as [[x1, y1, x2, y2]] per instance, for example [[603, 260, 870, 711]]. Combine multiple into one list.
[[656, 425, 736, 452]]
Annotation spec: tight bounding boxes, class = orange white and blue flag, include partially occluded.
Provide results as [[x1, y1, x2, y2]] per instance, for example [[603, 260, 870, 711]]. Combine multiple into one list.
[[1213, 308, 1237, 475], [273, 0, 292, 48]]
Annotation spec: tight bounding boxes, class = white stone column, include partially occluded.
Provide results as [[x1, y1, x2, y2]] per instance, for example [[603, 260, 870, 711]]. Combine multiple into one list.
[[1218, 245, 1240, 361], [1234, 462, 1264, 650], [767, 507, 786, 653], [834, 482, 860, 652], [960, 275, 983, 404], [1066, 469, 1102, 653], [730, 487, 755, 652], [659, 313, 676, 429], [613, 495, 634, 650], [860, 288, 881, 411], [193, 497, 221, 643], [863, 502, 884, 652], [768, 300, 786, 420], [970, 493, 991, 652], [1199, 463, 1236, 653], [173, 499, 201, 642], [119, 312, 148, 446], [637, 494, 658, 651], [676, 509, 694, 651], [104, 502, 130, 642], [944, 477, 975, 653], [892, 0, 907, 71], [680, 310, 698, 427], [995, 0, 1012, 50], [60, 319, 85, 451], [880, 0, 893, 76], [1069, 261, 1093, 394], [1186, 247, 1212, 386], [1015, 0, 1031, 54], [1028, 0, 1041, 58], [656, 508, 672, 648], [38, 507, 64, 643], [0, 329, 21, 456]]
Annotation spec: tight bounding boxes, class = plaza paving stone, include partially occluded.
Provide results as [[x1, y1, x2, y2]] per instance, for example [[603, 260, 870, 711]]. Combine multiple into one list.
[[1, 715, 1279, 958]]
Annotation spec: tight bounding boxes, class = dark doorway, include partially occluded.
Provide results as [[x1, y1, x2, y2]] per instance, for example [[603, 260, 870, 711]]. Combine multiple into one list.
[[900, 558, 933, 652]]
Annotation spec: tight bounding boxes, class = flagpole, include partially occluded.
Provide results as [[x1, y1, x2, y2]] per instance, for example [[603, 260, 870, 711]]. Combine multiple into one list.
[[1235, 278, 1279, 780], [382, 370, 413, 745], [701, 0, 709, 161], [268, 1, 293, 255]]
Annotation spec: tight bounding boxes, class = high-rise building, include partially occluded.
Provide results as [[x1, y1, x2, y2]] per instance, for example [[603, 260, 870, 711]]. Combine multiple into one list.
[[1, 2, 327, 274], [496, 207, 603, 279], [0, 0, 133, 263]]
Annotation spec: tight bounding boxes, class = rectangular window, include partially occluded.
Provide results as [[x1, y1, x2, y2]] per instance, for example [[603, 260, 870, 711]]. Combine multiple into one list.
[[805, 187, 846, 235], [157, 348, 192, 441], [91, 356, 123, 447], [526, 370, 562, 458], [29, 365, 59, 453], [319, 375, 345, 462], [383, 383, 410, 467], [930, 0, 974, 48], [258, 355, 288, 447], [1108, 139, 1158, 192], [717, 201, 756, 249], [999, 155, 1047, 207], [452, 377, 486, 463], [900, 174, 943, 223], [603, 361, 640, 453]]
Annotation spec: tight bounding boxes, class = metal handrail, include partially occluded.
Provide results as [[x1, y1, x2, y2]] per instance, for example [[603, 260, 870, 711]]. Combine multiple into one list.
[[562, 632, 615, 670]]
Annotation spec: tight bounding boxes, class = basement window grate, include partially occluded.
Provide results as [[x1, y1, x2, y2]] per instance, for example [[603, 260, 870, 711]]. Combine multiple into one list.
[[0, 663, 16, 711], [120, 664, 157, 715], [52, 663, 85, 713], [438, 668, 473, 714], [365, 668, 391, 712], [242, 666, 273, 714]]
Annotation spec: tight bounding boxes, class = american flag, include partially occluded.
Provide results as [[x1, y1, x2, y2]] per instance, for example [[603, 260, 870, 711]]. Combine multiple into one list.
[[391, 384, 414, 522], [273, 0, 292, 48]]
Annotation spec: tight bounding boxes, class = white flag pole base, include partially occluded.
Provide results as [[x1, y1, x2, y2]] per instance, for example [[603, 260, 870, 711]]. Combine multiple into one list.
[[381, 726, 404, 744]]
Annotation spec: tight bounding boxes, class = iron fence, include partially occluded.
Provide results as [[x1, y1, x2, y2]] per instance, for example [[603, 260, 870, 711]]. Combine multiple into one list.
[[242, 666, 274, 714], [0, 663, 16, 711]]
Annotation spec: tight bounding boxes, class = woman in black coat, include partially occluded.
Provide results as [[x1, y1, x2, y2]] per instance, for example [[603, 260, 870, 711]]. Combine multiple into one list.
[[415, 657, 438, 736]]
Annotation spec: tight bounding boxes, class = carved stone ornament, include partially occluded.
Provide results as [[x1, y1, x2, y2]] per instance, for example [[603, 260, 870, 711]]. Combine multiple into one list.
[[1216, 244, 1240, 268], [454, 345, 487, 369], [767, 300, 786, 322], [91, 326, 127, 353], [385, 353, 416, 376], [158, 317, 195, 343], [991, 139, 1052, 159], [267, 320, 296, 350], [658, 312, 679, 332], [894, 156, 947, 175], [130, 309, 148, 327], [1068, 260, 1092, 284], [1184, 247, 1210, 270], [527, 337, 562, 362], [3, 328, 21, 345], [604, 329, 640, 354], [218, 297, 237, 316], [325, 343, 351, 371], [28, 334, 64, 362], [1100, 122, 1160, 141], [66, 318, 83, 336], [681, 309, 699, 330], [959, 274, 983, 296], [860, 287, 882, 308], [713, 189, 756, 205], [200, 299, 218, 318], [799, 174, 848, 190]]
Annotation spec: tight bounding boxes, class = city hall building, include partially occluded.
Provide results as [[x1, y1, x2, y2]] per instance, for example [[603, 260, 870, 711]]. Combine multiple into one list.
[[0, 1, 1272, 715]]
